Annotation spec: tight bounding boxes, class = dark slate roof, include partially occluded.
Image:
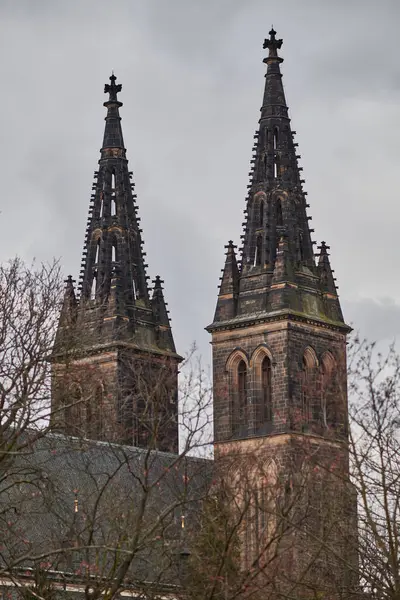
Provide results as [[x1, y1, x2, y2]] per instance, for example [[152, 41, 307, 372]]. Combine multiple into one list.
[[0, 432, 213, 588]]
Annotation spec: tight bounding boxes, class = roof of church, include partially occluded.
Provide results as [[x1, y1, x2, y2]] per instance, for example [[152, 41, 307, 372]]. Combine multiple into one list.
[[208, 29, 348, 334], [0, 432, 212, 586]]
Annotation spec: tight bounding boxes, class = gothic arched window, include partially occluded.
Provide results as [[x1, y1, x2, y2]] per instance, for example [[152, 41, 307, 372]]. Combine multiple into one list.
[[95, 239, 101, 265], [111, 171, 117, 216], [320, 353, 337, 429], [259, 200, 264, 227], [273, 128, 278, 150], [90, 272, 97, 300], [261, 356, 272, 423], [254, 235, 262, 266], [301, 349, 317, 428], [276, 199, 283, 227], [273, 129, 279, 178], [237, 360, 247, 433]]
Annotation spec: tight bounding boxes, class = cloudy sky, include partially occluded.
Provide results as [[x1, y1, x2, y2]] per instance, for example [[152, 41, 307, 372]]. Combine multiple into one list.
[[0, 0, 398, 363]]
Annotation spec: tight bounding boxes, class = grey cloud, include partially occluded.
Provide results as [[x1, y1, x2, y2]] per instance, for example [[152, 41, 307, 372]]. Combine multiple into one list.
[[343, 297, 400, 343]]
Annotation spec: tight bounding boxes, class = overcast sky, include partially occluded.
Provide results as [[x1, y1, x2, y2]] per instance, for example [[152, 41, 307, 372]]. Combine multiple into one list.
[[0, 0, 399, 363]]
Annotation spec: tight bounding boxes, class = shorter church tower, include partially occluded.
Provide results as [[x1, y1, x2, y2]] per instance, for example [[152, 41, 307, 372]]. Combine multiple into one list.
[[207, 30, 358, 595], [51, 75, 181, 453]]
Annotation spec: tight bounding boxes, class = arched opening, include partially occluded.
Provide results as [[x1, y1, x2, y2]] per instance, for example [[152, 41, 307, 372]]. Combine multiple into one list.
[[238, 360, 247, 431], [100, 181, 106, 217], [95, 239, 101, 265], [111, 243, 117, 263], [111, 171, 117, 216], [273, 129, 279, 178], [259, 200, 264, 227], [254, 235, 262, 266], [320, 353, 337, 428], [302, 355, 311, 425], [90, 272, 97, 300], [276, 199, 283, 227], [262, 356, 272, 423], [273, 128, 278, 150], [301, 348, 317, 428]]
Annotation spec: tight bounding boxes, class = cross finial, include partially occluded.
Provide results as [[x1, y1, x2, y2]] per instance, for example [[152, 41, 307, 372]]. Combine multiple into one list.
[[263, 27, 283, 60], [104, 73, 122, 102]]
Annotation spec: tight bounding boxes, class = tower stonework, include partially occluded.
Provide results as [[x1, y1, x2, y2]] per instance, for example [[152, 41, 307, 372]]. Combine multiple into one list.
[[207, 31, 358, 595], [51, 75, 180, 453]]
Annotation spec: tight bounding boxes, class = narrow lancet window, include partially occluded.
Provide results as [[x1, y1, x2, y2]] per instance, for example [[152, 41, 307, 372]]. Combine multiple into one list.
[[112, 244, 117, 263], [259, 200, 264, 227], [262, 356, 272, 423], [95, 239, 101, 265], [277, 199, 283, 227], [91, 273, 97, 300], [273, 128, 278, 150], [301, 351, 316, 427], [273, 130, 279, 178], [254, 235, 262, 266], [238, 360, 247, 428]]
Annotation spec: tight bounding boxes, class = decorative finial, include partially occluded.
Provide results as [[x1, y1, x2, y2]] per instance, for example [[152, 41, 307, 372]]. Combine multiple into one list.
[[104, 73, 122, 103], [318, 241, 330, 255], [263, 28, 283, 62], [64, 275, 75, 286]]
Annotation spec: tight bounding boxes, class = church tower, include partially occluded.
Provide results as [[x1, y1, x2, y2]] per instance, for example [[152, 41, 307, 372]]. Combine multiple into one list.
[[207, 31, 357, 595], [51, 75, 180, 453]]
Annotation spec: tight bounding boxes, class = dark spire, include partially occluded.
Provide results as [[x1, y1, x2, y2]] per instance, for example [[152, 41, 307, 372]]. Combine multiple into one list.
[[318, 242, 336, 295], [214, 241, 239, 322], [102, 74, 125, 157], [60, 276, 77, 323], [318, 241, 344, 323], [72, 76, 179, 355], [151, 276, 176, 353], [53, 276, 77, 353], [208, 31, 348, 333]]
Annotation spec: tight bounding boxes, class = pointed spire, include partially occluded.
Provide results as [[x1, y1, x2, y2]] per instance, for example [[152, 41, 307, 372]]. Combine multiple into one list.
[[208, 31, 348, 332], [213, 241, 239, 322], [317, 241, 344, 323], [318, 241, 337, 295], [59, 276, 77, 326], [151, 276, 176, 352], [102, 73, 125, 156], [71, 75, 178, 353]]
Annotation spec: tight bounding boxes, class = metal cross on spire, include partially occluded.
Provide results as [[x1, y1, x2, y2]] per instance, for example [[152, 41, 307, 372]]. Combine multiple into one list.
[[263, 27, 283, 59], [104, 73, 122, 103]]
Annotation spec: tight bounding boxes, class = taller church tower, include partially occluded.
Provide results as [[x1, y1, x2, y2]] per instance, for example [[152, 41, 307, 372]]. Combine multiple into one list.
[[51, 75, 180, 452], [207, 30, 357, 594]]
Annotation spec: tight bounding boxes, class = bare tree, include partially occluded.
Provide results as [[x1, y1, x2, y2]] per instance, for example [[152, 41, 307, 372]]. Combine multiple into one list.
[[348, 338, 400, 600]]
